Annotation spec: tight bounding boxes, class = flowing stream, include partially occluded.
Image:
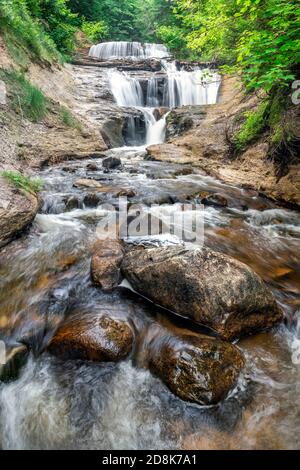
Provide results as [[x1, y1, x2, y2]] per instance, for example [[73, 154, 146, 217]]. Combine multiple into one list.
[[0, 43, 299, 450]]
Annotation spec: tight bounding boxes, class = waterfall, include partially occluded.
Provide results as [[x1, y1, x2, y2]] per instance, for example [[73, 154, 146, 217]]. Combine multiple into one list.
[[109, 71, 166, 146], [162, 66, 221, 107], [104, 43, 221, 147], [109, 72, 144, 107], [89, 42, 170, 60], [146, 77, 160, 108]]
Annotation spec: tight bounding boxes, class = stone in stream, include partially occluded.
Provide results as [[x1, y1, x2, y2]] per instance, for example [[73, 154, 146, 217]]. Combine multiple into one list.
[[73, 178, 103, 190], [86, 163, 99, 171], [121, 246, 284, 341], [202, 193, 228, 208], [147, 332, 245, 406], [48, 314, 133, 362], [0, 342, 29, 382], [102, 156, 121, 170], [91, 238, 125, 291], [0, 178, 39, 248]]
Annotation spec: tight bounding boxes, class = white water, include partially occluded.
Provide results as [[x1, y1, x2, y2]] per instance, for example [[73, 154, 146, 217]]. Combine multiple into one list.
[[104, 43, 220, 146], [162, 62, 220, 107], [108, 71, 167, 145], [108, 68, 220, 145], [89, 41, 170, 60]]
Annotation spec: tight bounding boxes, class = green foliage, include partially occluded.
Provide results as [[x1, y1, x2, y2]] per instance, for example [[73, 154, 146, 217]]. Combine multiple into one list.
[[2, 170, 43, 194], [168, 0, 300, 91], [59, 105, 82, 129], [234, 101, 269, 151], [81, 20, 108, 43], [0, 0, 60, 62], [0, 69, 47, 122]]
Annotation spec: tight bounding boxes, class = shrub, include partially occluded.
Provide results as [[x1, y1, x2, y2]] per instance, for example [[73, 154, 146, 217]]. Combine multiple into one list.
[[0, 0, 60, 63], [81, 20, 108, 43], [234, 101, 269, 151]]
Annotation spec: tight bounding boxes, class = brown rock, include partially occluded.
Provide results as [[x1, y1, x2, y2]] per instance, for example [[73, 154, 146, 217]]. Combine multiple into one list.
[[121, 246, 283, 340], [73, 178, 103, 190], [91, 238, 124, 291], [148, 332, 245, 405], [0, 178, 39, 248], [48, 314, 133, 362]]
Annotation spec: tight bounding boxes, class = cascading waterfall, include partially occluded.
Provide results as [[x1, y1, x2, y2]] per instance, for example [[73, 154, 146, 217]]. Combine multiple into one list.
[[108, 71, 167, 145], [162, 66, 221, 107], [89, 41, 170, 60], [104, 42, 221, 146]]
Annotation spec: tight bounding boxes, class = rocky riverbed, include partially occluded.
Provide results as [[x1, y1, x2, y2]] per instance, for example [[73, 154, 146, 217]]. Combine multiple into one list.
[[0, 47, 300, 450]]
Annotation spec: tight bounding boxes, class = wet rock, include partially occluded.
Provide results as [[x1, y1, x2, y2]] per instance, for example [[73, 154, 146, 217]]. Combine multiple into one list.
[[115, 189, 136, 198], [48, 314, 133, 362], [83, 192, 101, 207], [202, 193, 228, 208], [65, 196, 80, 210], [102, 156, 121, 170], [148, 332, 245, 406], [0, 178, 39, 248], [166, 106, 206, 140], [91, 238, 125, 291], [121, 246, 283, 340], [153, 107, 169, 121], [61, 166, 77, 173], [86, 163, 99, 171], [0, 342, 29, 382], [73, 178, 103, 190]]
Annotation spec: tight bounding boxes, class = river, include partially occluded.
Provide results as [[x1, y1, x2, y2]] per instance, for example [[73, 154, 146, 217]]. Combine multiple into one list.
[[0, 42, 299, 450]]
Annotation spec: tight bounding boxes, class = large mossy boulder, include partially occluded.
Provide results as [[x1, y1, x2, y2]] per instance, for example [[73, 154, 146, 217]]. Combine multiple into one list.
[[148, 332, 245, 405], [121, 246, 283, 340]]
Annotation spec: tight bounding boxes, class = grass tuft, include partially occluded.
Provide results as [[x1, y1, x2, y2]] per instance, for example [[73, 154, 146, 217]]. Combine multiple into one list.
[[0, 69, 48, 122], [2, 170, 43, 195], [59, 106, 82, 130]]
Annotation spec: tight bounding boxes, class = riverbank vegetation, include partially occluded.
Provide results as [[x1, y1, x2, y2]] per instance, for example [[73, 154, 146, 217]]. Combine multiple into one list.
[[1, 170, 43, 194]]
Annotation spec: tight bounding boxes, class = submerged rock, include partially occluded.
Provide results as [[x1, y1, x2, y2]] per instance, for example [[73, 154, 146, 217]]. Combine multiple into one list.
[[91, 238, 124, 291], [48, 314, 133, 362], [121, 246, 283, 340], [102, 156, 121, 170], [148, 332, 245, 406]]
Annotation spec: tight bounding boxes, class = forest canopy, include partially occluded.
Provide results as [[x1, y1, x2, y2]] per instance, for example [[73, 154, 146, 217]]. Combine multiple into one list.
[[0, 0, 299, 93]]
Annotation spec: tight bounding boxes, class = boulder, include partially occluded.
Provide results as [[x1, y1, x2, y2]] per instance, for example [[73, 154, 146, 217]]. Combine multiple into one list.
[[121, 246, 283, 340], [148, 332, 245, 405], [102, 156, 121, 170], [91, 238, 124, 291], [0, 178, 39, 248], [48, 314, 133, 362]]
